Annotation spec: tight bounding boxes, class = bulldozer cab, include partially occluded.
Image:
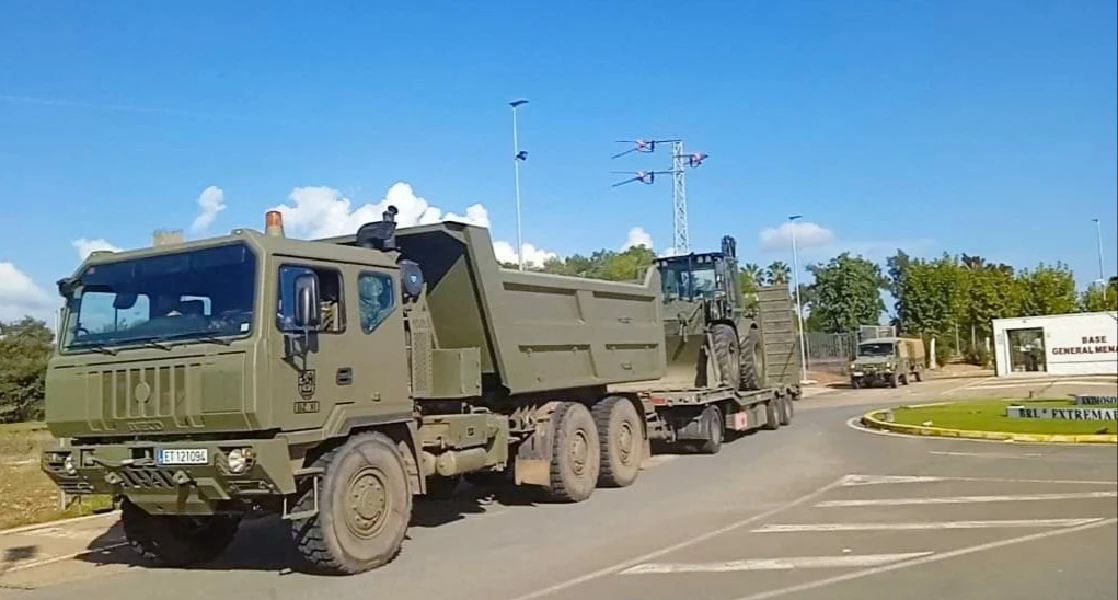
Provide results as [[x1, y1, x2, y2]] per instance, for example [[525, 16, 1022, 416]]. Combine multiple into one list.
[[655, 235, 745, 321]]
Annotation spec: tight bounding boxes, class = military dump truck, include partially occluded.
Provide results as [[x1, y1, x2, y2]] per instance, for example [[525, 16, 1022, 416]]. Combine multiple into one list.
[[849, 335, 926, 389], [39, 208, 799, 575]]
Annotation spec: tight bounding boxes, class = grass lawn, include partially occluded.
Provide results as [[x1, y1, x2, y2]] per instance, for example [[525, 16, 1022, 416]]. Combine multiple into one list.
[[889, 398, 1117, 435], [0, 422, 115, 531]]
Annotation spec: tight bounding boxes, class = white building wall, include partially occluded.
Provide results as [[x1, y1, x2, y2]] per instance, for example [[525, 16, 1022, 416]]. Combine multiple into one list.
[[992, 311, 1118, 377]]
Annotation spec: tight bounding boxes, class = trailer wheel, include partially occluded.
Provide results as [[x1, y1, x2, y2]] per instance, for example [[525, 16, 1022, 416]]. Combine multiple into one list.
[[545, 402, 601, 503], [779, 394, 794, 426], [697, 405, 724, 454], [593, 396, 643, 488], [290, 431, 412, 575], [738, 330, 764, 391], [763, 399, 782, 431]]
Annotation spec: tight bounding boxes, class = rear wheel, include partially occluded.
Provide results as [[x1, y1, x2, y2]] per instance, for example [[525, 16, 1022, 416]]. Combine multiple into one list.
[[289, 431, 412, 575], [763, 399, 782, 430], [593, 396, 644, 488], [739, 330, 764, 391], [697, 404, 724, 454], [545, 402, 601, 502], [779, 395, 794, 426]]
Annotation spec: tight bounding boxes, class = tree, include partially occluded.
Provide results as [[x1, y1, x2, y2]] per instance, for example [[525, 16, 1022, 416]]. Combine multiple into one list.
[[885, 249, 912, 326], [0, 317, 54, 423], [537, 245, 655, 282], [806, 252, 888, 333], [1081, 278, 1118, 312], [896, 254, 963, 340], [1016, 262, 1078, 316], [740, 263, 764, 287], [765, 261, 790, 285]]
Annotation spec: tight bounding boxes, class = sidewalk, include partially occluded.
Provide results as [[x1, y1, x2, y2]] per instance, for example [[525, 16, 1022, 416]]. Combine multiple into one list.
[[0, 511, 124, 588]]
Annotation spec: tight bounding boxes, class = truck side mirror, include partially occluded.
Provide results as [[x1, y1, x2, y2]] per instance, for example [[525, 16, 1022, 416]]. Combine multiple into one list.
[[294, 273, 321, 329]]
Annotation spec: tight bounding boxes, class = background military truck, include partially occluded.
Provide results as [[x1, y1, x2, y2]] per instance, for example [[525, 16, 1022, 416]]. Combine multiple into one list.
[[848, 335, 926, 389]]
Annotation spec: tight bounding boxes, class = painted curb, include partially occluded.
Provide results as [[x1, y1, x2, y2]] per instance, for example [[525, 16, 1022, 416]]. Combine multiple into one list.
[[860, 408, 1118, 445]]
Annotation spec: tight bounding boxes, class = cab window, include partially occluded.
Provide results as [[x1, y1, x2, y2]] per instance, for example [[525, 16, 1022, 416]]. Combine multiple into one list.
[[358, 271, 395, 334], [276, 265, 346, 333]]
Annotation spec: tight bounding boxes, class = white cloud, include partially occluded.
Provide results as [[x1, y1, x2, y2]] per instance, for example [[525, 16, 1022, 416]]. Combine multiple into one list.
[[621, 227, 654, 251], [269, 182, 492, 239], [268, 181, 556, 266], [759, 220, 836, 251], [72, 238, 123, 260], [493, 241, 557, 268], [191, 185, 226, 233], [0, 261, 55, 323]]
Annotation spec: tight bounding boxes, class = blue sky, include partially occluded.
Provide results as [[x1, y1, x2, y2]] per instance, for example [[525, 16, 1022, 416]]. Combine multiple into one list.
[[1, 0, 1115, 323]]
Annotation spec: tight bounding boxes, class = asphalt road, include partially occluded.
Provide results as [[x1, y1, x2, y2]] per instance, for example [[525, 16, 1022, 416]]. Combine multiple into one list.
[[2, 375, 1116, 600]]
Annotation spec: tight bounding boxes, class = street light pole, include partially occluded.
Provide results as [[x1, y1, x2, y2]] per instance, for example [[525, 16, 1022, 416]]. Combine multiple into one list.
[[1093, 218, 1105, 283], [789, 214, 809, 383], [510, 99, 529, 270]]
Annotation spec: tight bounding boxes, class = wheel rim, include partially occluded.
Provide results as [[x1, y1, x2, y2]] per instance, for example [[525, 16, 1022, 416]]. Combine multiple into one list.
[[345, 466, 390, 540], [569, 428, 590, 476], [617, 420, 636, 465]]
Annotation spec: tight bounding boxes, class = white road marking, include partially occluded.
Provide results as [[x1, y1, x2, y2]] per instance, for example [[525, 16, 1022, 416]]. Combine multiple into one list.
[[726, 517, 1118, 600], [502, 477, 846, 600], [840, 474, 947, 486], [619, 552, 936, 575], [816, 491, 1117, 507], [840, 472, 1118, 486], [752, 518, 1103, 533], [969, 380, 1116, 389], [928, 450, 1046, 458]]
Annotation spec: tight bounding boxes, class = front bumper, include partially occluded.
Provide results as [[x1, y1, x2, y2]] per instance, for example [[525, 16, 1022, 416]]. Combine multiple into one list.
[[41, 438, 296, 515], [850, 370, 895, 383]]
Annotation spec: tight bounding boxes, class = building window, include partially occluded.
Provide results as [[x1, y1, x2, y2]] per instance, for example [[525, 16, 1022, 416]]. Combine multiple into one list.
[[358, 271, 395, 334]]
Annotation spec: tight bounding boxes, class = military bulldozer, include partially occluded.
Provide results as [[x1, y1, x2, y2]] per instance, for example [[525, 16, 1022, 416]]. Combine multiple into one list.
[[655, 235, 768, 392]]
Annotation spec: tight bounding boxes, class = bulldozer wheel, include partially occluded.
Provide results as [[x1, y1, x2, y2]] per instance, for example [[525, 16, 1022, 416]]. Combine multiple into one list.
[[593, 396, 644, 488], [545, 402, 601, 503], [289, 431, 412, 575], [711, 323, 741, 389], [739, 331, 764, 391]]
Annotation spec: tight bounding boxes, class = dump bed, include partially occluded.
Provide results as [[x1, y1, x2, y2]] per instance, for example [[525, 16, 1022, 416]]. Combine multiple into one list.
[[329, 221, 667, 395]]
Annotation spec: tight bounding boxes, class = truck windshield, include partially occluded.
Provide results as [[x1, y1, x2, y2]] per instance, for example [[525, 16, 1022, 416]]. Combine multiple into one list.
[[659, 260, 718, 301], [61, 243, 256, 351], [857, 342, 895, 357]]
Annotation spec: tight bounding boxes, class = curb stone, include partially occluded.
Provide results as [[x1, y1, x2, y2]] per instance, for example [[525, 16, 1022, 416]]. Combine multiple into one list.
[[860, 408, 1118, 445], [0, 510, 120, 537]]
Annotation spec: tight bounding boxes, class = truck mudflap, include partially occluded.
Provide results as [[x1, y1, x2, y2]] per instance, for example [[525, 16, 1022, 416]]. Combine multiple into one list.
[[41, 437, 296, 516]]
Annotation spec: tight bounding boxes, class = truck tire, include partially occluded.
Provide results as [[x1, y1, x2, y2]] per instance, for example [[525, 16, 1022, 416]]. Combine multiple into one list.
[[711, 324, 741, 389], [593, 396, 644, 488], [290, 431, 412, 575], [697, 404, 724, 454], [888, 373, 898, 389], [120, 498, 240, 568], [763, 399, 782, 431], [779, 394, 793, 426], [545, 402, 601, 503], [738, 331, 764, 391]]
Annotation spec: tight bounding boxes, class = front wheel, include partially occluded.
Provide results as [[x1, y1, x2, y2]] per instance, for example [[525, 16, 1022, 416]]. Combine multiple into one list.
[[290, 431, 412, 575], [121, 499, 240, 568]]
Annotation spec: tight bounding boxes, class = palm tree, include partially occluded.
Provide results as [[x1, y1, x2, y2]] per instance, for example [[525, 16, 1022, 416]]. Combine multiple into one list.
[[741, 263, 764, 287], [766, 261, 790, 285]]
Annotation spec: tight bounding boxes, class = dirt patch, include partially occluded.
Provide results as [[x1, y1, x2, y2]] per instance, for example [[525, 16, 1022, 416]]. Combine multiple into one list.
[[0, 423, 113, 531]]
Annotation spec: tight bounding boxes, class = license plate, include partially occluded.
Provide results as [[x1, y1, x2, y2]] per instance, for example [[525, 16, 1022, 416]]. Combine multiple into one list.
[[157, 448, 209, 465], [852, 371, 864, 377]]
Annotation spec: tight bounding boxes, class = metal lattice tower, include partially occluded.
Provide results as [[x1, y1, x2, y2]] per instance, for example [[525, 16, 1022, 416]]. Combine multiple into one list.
[[670, 140, 689, 254], [610, 137, 707, 255]]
